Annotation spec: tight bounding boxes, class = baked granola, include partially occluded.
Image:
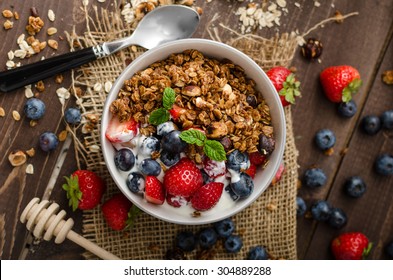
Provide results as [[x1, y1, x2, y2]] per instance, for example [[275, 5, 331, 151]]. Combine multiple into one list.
[[110, 49, 274, 155]]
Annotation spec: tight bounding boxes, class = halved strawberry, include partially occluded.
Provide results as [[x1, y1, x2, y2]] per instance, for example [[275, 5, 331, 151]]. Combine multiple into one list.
[[145, 176, 165, 205], [248, 152, 266, 166], [105, 116, 138, 143], [203, 158, 226, 178], [169, 104, 186, 121], [166, 193, 190, 208], [191, 182, 224, 211], [245, 164, 257, 179]]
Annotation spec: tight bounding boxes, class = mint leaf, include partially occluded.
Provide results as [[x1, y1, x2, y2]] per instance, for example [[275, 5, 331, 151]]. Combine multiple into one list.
[[163, 87, 176, 110], [149, 108, 170, 125], [203, 140, 226, 161], [179, 129, 206, 146]]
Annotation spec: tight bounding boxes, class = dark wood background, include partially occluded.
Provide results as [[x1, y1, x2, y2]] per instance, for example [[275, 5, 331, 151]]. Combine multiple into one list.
[[0, 0, 392, 260]]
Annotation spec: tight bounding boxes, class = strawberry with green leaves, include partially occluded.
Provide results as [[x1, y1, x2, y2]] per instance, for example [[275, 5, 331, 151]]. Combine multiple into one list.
[[320, 65, 362, 103], [266, 66, 301, 107], [331, 232, 372, 260], [63, 170, 106, 211], [102, 193, 140, 231]]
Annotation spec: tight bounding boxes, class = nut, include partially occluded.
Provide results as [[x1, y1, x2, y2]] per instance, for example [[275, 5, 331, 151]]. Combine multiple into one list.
[[3, 20, 13, 30], [25, 148, 36, 157], [2, 10, 13, 18], [301, 38, 323, 59], [8, 150, 27, 167], [55, 74, 64, 84], [382, 70, 393, 85], [35, 81, 45, 92], [48, 39, 58, 50], [58, 130, 68, 141], [47, 27, 57, 36], [0, 107, 5, 117], [12, 110, 21, 121], [206, 122, 228, 139]]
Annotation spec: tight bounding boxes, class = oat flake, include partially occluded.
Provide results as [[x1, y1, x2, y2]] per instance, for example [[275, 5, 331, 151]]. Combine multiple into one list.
[[48, 9, 55, 22], [26, 164, 34, 174], [12, 110, 21, 121]]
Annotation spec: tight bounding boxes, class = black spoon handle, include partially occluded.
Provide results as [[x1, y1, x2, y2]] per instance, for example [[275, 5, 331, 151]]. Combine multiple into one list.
[[0, 47, 98, 92]]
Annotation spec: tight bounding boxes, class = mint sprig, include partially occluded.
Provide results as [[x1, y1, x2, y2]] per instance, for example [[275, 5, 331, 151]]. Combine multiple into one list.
[[179, 129, 227, 161], [149, 87, 176, 125]]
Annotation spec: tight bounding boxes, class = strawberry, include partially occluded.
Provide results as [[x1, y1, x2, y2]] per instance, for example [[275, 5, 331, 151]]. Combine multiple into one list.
[[271, 162, 285, 185], [166, 193, 190, 208], [320, 65, 362, 103], [266, 66, 301, 107], [203, 158, 226, 178], [169, 104, 186, 121], [331, 232, 372, 260], [62, 170, 106, 211], [145, 176, 165, 205], [102, 193, 133, 231], [248, 152, 266, 166], [105, 116, 138, 143], [245, 164, 257, 179], [164, 157, 204, 197], [191, 182, 224, 211]]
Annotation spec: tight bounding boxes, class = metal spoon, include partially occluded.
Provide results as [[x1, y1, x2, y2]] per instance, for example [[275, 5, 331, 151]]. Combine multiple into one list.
[[0, 5, 200, 92]]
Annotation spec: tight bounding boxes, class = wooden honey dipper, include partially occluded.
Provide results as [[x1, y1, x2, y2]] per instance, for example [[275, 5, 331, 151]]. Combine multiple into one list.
[[20, 197, 121, 260]]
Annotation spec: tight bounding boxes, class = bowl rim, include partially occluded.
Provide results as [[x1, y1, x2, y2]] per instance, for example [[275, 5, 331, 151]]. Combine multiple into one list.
[[100, 38, 286, 225]]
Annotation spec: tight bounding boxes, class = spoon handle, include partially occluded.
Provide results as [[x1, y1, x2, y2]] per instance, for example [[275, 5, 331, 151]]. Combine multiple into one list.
[[0, 47, 99, 92]]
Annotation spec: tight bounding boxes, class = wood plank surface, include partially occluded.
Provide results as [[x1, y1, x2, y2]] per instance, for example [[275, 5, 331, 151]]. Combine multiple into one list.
[[0, 0, 392, 260]]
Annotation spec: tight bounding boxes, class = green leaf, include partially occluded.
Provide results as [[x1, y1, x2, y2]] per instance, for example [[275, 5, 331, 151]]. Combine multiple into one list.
[[149, 108, 170, 125], [203, 140, 227, 161], [63, 175, 82, 212], [126, 205, 142, 230], [179, 129, 206, 146], [163, 87, 176, 110]]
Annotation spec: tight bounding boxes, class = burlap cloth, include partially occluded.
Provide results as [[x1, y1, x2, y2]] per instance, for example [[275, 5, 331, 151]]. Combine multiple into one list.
[[67, 3, 299, 260]]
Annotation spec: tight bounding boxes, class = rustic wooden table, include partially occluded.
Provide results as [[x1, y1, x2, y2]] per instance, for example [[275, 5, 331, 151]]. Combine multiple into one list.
[[0, 0, 392, 260]]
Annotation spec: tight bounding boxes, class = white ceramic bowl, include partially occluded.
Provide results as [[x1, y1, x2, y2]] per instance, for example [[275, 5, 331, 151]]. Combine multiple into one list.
[[101, 39, 286, 225]]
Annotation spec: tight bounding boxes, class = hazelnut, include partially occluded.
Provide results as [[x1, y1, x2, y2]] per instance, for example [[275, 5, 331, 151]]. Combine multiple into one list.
[[8, 150, 27, 167], [301, 38, 323, 60], [206, 122, 228, 139]]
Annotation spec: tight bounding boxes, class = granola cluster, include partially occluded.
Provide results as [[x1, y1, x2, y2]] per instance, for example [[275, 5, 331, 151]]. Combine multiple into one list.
[[110, 49, 274, 154]]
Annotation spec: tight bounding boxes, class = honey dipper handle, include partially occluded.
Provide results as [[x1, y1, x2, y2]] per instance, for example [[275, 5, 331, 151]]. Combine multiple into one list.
[[67, 231, 121, 260]]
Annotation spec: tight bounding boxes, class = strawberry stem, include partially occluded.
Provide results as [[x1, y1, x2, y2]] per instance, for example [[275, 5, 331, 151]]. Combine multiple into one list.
[[62, 175, 82, 211], [279, 73, 301, 104]]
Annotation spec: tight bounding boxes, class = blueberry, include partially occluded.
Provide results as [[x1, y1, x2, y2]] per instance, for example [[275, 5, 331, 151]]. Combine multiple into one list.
[[310, 200, 332, 221], [161, 130, 187, 154], [375, 154, 393, 175], [258, 133, 275, 157], [384, 241, 393, 259], [214, 218, 235, 238], [246, 95, 258, 108], [225, 185, 240, 201], [176, 231, 196, 252], [361, 115, 381, 135], [200, 168, 213, 184], [114, 148, 135, 171], [381, 110, 393, 130], [296, 196, 307, 216], [229, 172, 254, 199], [328, 207, 347, 229], [247, 246, 268, 260], [24, 98, 46, 120], [315, 129, 336, 150], [160, 150, 180, 167], [126, 172, 145, 193], [39, 131, 59, 152], [227, 150, 250, 171], [64, 107, 81, 125], [224, 235, 243, 253], [140, 136, 160, 157], [139, 158, 161, 176], [198, 228, 217, 249], [337, 100, 357, 118], [303, 168, 327, 188], [157, 121, 176, 137], [343, 176, 366, 198]]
